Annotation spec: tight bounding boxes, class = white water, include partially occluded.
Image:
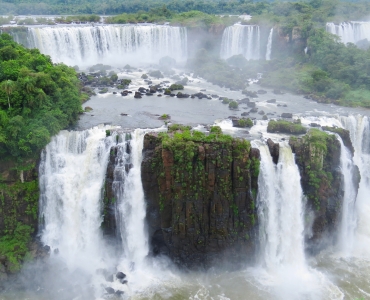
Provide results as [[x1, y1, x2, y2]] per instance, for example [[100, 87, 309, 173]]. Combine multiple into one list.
[[337, 135, 358, 255], [340, 115, 370, 257], [265, 28, 273, 60], [326, 22, 370, 45], [220, 24, 261, 60], [254, 142, 343, 300], [27, 25, 188, 67]]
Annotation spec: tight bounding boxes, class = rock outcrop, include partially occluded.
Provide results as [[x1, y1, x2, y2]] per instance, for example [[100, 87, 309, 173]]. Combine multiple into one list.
[[141, 130, 260, 268], [289, 129, 359, 253]]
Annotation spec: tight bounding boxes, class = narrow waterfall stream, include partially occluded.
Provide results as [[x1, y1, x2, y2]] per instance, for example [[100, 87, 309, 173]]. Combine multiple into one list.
[[337, 136, 357, 255], [265, 28, 273, 61]]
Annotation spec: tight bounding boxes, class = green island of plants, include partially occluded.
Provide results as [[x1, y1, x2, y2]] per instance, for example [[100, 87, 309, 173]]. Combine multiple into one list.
[[267, 119, 307, 134]]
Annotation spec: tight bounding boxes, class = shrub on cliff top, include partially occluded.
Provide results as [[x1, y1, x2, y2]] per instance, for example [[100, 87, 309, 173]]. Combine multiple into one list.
[[267, 120, 307, 134]]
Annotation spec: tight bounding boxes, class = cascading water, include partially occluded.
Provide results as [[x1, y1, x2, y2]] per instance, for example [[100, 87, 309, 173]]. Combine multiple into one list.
[[326, 22, 370, 46], [257, 143, 306, 270], [336, 135, 358, 255], [27, 25, 188, 67], [220, 24, 261, 60], [340, 115, 370, 256], [38, 126, 116, 272], [265, 28, 273, 61], [254, 141, 342, 300]]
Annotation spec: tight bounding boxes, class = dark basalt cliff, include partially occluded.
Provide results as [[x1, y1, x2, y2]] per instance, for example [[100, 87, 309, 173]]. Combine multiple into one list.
[[289, 129, 360, 253], [141, 131, 260, 268]]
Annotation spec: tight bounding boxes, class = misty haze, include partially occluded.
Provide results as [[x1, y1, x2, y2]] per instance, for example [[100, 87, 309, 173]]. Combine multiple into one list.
[[0, 0, 370, 299]]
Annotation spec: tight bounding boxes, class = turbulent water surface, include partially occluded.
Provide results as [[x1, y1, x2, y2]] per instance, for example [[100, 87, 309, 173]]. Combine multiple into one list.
[[2, 22, 370, 300]]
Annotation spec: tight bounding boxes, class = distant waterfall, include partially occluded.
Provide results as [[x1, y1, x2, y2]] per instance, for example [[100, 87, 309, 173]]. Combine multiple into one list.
[[337, 135, 357, 254], [266, 28, 273, 60], [220, 24, 261, 60], [341, 115, 370, 256], [257, 143, 306, 269], [38, 126, 115, 273], [326, 22, 370, 46], [27, 25, 188, 67]]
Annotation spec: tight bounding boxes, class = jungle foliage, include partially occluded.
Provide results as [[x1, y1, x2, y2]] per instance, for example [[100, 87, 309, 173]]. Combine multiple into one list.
[[0, 33, 83, 162]]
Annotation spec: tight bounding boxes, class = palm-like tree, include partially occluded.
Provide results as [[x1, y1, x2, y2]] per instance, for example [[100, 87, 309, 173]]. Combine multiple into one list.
[[1, 80, 15, 109]]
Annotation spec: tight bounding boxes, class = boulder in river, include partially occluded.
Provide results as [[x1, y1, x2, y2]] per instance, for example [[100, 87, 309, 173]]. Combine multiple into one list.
[[281, 113, 293, 118], [116, 272, 126, 279]]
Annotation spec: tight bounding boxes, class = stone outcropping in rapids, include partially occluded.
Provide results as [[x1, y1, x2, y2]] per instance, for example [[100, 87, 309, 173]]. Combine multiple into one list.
[[289, 129, 360, 253], [140, 128, 260, 268]]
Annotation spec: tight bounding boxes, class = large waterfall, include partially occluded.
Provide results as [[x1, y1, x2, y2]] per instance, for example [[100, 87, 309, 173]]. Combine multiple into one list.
[[39, 126, 115, 273], [27, 25, 188, 67], [220, 24, 261, 60], [326, 22, 370, 46]]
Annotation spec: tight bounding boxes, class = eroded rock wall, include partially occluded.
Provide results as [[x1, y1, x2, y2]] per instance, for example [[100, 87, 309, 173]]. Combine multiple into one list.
[[141, 133, 260, 268]]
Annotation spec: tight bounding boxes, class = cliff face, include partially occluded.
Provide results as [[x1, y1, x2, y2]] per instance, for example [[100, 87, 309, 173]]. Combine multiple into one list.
[[0, 160, 40, 276], [289, 129, 359, 252], [141, 132, 260, 268]]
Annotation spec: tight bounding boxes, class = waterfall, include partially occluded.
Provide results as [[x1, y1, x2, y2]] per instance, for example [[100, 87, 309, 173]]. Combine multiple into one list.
[[220, 24, 261, 60], [326, 22, 370, 46], [336, 135, 357, 254], [254, 141, 342, 299], [341, 115, 370, 256], [27, 25, 188, 67], [38, 126, 116, 273], [265, 28, 273, 60], [113, 129, 150, 270], [257, 143, 306, 270]]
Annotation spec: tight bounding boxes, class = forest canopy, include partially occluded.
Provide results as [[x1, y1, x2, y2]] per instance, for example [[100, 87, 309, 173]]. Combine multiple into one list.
[[0, 34, 83, 161]]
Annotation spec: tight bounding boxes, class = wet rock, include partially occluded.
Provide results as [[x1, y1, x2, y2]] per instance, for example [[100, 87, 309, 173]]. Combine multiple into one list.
[[115, 290, 124, 296], [134, 92, 142, 99], [267, 138, 279, 164], [257, 89, 267, 94], [211, 94, 219, 98], [105, 287, 115, 294], [267, 99, 276, 103], [247, 102, 256, 108], [250, 108, 258, 113], [43, 245, 51, 253], [157, 94, 162, 97], [262, 115, 268, 120], [113, 92, 117, 94], [258, 110, 265, 115], [281, 113, 293, 118], [138, 87, 147, 93], [310, 123, 321, 127], [120, 113, 128, 116], [146, 93, 153, 96], [241, 112, 249, 116], [121, 280, 128, 285], [116, 272, 126, 280], [239, 98, 250, 104]]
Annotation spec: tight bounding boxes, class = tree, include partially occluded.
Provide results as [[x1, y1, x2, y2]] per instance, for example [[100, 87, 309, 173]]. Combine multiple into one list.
[[1, 80, 15, 108]]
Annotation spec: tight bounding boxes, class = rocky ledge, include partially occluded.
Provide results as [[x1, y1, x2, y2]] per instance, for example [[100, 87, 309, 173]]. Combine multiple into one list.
[[141, 126, 260, 268]]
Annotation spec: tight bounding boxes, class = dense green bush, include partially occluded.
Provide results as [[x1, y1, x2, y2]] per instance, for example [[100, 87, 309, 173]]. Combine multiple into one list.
[[267, 120, 307, 134], [0, 33, 83, 161]]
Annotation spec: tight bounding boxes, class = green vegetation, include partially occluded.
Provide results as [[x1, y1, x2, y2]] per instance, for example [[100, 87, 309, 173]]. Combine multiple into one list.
[[267, 120, 307, 134], [169, 84, 184, 91], [228, 101, 239, 109], [290, 129, 338, 211], [0, 33, 83, 162], [0, 223, 33, 273], [238, 118, 254, 128]]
